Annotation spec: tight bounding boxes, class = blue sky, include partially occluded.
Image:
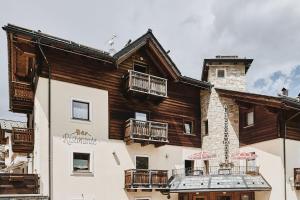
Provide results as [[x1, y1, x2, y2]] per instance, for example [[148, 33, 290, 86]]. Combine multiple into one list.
[[0, 0, 300, 121]]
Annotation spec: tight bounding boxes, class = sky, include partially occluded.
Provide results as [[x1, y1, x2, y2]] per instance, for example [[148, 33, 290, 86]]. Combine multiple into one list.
[[0, 0, 300, 122]]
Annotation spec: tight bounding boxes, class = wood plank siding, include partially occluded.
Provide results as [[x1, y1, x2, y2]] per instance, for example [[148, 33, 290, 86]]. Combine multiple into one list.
[[38, 47, 202, 147], [239, 105, 279, 145]]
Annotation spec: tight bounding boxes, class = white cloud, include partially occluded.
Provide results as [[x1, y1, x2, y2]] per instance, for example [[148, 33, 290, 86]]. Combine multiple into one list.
[[0, 0, 300, 120]]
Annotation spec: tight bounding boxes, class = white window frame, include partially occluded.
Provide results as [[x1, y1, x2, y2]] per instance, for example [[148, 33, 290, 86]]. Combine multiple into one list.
[[135, 155, 150, 169], [70, 150, 94, 176], [70, 98, 92, 123], [244, 111, 254, 127], [216, 68, 226, 78], [135, 198, 151, 200]]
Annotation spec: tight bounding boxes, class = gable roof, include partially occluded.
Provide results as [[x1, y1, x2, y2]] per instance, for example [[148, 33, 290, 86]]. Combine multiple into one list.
[[2, 24, 114, 63], [114, 29, 181, 80], [2, 24, 212, 90]]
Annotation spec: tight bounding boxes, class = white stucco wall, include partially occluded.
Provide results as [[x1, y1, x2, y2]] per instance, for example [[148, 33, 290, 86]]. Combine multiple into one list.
[[34, 78, 203, 200], [241, 138, 300, 200]]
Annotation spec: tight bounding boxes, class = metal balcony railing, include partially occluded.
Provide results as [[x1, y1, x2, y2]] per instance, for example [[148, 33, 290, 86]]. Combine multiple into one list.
[[124, 119, 168, 144], [126, 70, 167, 97], [124, 169, 168, 190], [172, 166, 260, 177]]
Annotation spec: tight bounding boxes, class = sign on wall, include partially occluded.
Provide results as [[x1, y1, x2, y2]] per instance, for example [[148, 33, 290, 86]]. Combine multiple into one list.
[[62, 129, 96, 145]]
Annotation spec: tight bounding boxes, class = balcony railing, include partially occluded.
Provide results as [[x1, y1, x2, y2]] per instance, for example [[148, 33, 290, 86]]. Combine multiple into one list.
[[0, 173, 39, 194], [172, 166, 260, 177], [125, 169, 168, 190], [0, 129, 6, 145], [126, 70, 167, 98], [12, 128, 34, 153], [295, 168, 300, 189], [124, 119, 168, 145], [11, 81, 34, 112]]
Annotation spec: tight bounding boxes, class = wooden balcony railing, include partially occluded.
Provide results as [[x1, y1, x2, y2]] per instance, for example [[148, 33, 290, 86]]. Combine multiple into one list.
[[295, 168, 300, 189], [124, 119, 168, 145], [0, 173, 39, 194], [11, 81, 34, 112], [126, 70, 167, 98], [172, 166, 260, 177], [12, 128, 34, 153], [125, 169, 168, 190], [0, 129, 6, 145]]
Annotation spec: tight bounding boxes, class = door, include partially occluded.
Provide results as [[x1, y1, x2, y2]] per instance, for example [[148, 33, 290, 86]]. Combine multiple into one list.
[[185, 160, 194, 175]]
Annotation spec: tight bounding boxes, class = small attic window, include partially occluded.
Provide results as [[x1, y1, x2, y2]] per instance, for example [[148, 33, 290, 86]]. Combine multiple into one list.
[[133, 63, 147, 73], [217, 69, 225, 78]]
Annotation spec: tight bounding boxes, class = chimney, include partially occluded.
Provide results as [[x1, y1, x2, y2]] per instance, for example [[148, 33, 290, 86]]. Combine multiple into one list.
[[281, 88, 288, 96]]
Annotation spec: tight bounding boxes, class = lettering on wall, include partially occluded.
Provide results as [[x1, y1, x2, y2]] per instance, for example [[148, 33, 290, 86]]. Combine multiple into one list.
[[62, 129, 96, 145]]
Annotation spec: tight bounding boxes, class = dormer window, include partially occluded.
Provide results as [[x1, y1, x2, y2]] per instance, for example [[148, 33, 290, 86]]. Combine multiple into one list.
[[217, 69, 225, 78], [133, 63, 147, 73]]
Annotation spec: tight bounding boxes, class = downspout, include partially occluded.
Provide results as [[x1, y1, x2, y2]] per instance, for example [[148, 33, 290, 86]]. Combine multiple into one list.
[[38, 38, 52, 200], [283, 109, 300, 200]]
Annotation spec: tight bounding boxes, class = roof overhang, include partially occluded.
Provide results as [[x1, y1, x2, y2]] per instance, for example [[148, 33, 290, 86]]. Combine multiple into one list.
[[216, 88, 300, 111], [201, 58, 253, 81]]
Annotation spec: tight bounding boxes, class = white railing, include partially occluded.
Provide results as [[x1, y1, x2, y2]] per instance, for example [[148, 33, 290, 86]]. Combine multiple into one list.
[[125, 119, 168, 143], [126, 70, 167, 97]]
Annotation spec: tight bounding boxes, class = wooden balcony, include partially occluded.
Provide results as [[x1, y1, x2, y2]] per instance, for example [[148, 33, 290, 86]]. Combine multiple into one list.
[[12, 128, 34, 153], [125, 70, 167, 98], [124, 119, 168, 146], [11, 81, 34, 113], [0, 173, 39, 194], [0, 129, 6, 145], [125, 169, 168, 191], [295, 168, 300, 189]]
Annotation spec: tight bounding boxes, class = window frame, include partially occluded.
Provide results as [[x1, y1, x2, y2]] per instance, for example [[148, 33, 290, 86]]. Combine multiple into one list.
[[183, 120, 194, 135], [135, 155, 150, 170], [244, 109, 255, 128], [135, 198, 151, 200], [216, 68, 226, 78], [71, 99, 92, 122], [133, 62, 148, 73], [204, 120, 208, 136], [70, 151, 94, 176]]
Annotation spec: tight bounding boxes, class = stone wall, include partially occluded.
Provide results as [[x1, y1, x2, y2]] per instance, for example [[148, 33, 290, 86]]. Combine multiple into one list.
[[208, 64, 246, 92], [201, 63, 245, 167]]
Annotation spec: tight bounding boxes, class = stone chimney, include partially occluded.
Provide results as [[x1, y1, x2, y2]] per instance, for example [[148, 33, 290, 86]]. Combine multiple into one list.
[[281, 88, 288, 96]]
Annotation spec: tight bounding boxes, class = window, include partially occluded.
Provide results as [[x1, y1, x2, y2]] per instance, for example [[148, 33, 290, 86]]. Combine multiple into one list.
[[184, 121, 193, 134], [294, 168, 300, 188], [135, 112, 148, 121], [241, 194, 250, 200], [245, 111, 254, 127], [72, 100, 90, 121], [134, 63, 147, 73], [135, 156, 149, 169], [217, 69, 225, 78], [204, 160, 209, 174], [204, 120, 208, 136], [73, 153, 90, 173]]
